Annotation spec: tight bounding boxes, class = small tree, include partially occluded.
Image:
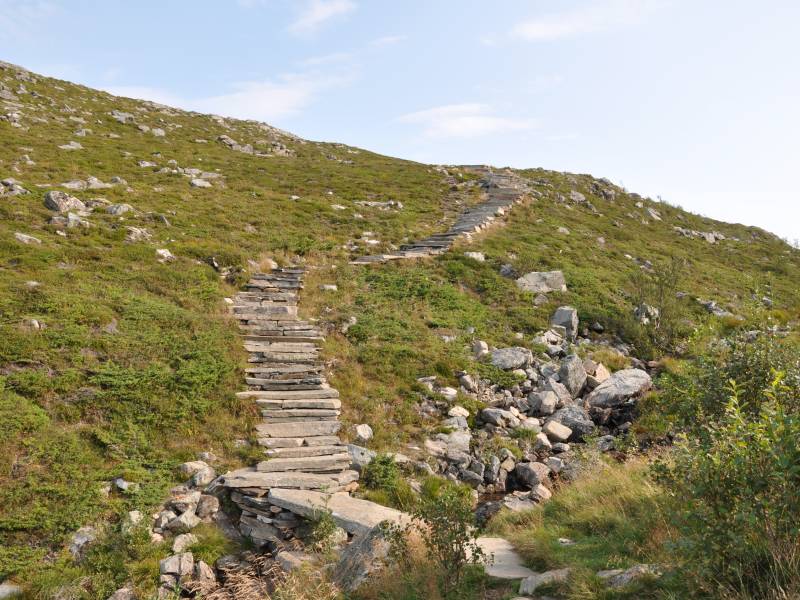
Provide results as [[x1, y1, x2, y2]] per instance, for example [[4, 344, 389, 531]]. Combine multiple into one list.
[[410, 481, 485, 596]]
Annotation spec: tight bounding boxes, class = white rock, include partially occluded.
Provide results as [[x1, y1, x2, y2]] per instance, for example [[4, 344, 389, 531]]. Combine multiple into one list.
[[354, 423, 373, 443]]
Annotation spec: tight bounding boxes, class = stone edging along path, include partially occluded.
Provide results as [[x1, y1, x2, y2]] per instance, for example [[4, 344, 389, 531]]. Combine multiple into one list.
[[216, 167, 533, 582]]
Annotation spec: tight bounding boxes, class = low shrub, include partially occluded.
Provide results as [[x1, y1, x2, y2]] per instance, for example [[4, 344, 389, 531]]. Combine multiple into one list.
[[654, 379, 800, 599]]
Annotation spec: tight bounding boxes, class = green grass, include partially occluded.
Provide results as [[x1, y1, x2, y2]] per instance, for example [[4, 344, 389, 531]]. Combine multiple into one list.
[[488, 457, 688, 599], [2, 59, 800, 595]]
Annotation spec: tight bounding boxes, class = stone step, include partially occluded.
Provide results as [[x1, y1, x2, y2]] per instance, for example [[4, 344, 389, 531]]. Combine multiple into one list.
[[242, 333, 325, 345], [256, 398, 341, 410], [264, 444, 345, 458], [267, 489, 408, 537], [256, 420, 341, 438], [244, 342, 318, 353], [237, 389, 339, 400], [261, 408, 340, 419], [246, 351, 319, 363], [262, 416, 339, 423], [256, 452, 351, 473], [223, 468, 358, 492], [258, 435, 343, 449], [246, 378, 324, 390]]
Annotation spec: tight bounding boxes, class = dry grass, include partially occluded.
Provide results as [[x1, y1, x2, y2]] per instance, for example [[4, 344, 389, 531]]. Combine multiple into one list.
[[195, 555, 341, 600]]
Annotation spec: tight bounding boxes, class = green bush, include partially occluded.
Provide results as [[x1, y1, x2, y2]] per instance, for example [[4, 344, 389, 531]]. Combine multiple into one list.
[[383, 480, 485, 599], [654, 378, 800, 598], [654, 330, 800, 433], [361, 454, 417, 510]]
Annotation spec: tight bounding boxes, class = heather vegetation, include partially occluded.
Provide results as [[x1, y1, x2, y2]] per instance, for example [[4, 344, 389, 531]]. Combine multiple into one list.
[[2, 61, 800, 599]]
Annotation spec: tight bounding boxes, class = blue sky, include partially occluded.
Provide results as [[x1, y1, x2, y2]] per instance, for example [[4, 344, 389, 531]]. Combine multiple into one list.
[[2, 0, 799, 241]]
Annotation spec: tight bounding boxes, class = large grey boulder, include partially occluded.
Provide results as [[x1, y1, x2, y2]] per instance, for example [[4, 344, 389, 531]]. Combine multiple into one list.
[[516, 271, 567, 294], [44, 190, 85, 213], [332, 525, 390, 592], [514, 462, 550, 488], [558, 355, 587, 398], [551, 306, 579, 341], [550, 405, 595, 440], [586, 369, 652, 408], [519, 568, 571, 594], [491, 347, 533, 370], [527, 390, 558, 416]]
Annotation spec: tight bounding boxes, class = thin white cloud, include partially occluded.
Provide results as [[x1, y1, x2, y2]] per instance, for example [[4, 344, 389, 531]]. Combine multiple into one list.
[[370, 34, 407, 47], [399, 103, 536, 138], [104, 70, 353, 123], [511, 0, 664, 41], [288, 0, 356, 35], [298, 51, 353, 67]]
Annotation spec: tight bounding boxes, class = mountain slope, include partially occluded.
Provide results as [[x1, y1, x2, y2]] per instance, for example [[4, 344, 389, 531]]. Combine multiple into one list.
[[1, 60, 799, 594]]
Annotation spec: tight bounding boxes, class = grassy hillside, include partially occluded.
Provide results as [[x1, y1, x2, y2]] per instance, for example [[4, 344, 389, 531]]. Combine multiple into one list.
[[2, 59, 799, 595]]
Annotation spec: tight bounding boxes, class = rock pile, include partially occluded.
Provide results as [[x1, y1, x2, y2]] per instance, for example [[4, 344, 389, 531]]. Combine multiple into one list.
[[420, 307, 652, 514]]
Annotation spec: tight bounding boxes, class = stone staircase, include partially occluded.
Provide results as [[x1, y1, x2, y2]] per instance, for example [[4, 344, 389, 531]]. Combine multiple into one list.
[[350, 167, 529, 265], [218, 241, 533, 584], [221, 268, 362, 545]]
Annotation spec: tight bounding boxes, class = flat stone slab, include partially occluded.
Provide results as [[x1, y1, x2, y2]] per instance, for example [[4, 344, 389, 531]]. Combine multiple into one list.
[[223, 468, 358, 491], [256, 453, 351, 473], [256, 421, 341, 438], [267, 489, 410, 536], [475, 537, 535, 579], [238, 389, 339, 400]]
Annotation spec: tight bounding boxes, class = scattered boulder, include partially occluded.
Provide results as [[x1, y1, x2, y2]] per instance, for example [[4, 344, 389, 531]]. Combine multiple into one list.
[[550, 306, 578, 341], [597, 564, 661, 588], [516, 270, 567, 294], [464, 251, 485, 262], [558, 355, 587, 398], [332, 524, 390, 592], [105, 587, 135, 600], [69, 526, 97, 560], [354, 424, 373, 443], [542, 420, 572, 443], [107, 203, 134, 216], [190, 178, 212, 188], [491, 347, 533, 370], [0, 584, 22, 599], [586, 369, 652, 408], [519, 568, 571, 594], [550, 405, 595, 440], [196, 494, 220, 519], [514, 462, 550, 488], [172, 533, 198, 553], [44, 190, 86, 212], [14, 232, 41, 245]]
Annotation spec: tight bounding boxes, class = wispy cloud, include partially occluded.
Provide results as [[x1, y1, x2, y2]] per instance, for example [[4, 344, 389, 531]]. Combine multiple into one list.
[[399, 103, 536, 138], [104, 70, 353, 123], [288, 0, 356, 35], [298, 51, 353, 67], [0, 0, 58, 39], [370, 34, 407, 47], [510, 0, 664, 41]]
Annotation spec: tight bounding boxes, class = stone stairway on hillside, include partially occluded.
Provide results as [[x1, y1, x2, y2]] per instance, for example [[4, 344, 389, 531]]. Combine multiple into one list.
[[350, 167, 529, 265], [221, 268, 364, 546], [218, 258, 532, 585]]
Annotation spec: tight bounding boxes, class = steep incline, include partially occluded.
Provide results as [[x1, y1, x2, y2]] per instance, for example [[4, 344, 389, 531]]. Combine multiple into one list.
[[351, 167, 529, 264]]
